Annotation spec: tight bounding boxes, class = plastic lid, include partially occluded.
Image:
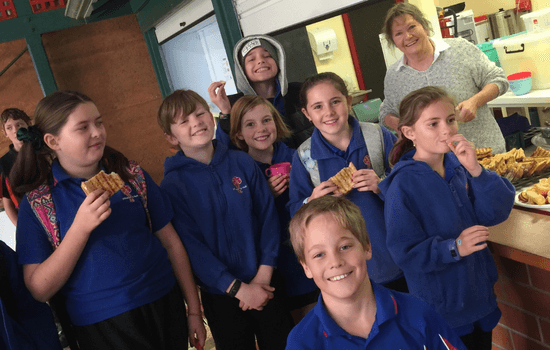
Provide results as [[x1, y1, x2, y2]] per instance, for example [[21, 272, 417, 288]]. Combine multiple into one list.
[[508, 72, 532, 80], [475, 15, 488, 22], [492, 29, 550, 48]]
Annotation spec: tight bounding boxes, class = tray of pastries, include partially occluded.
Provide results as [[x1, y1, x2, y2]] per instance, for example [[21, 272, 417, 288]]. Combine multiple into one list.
[[477, 147, 550, 188]]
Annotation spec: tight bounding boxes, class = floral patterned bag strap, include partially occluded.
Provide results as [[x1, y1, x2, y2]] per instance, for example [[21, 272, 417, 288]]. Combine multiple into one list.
[[27, 184, 61, 251], [127, 161, 152, 232]]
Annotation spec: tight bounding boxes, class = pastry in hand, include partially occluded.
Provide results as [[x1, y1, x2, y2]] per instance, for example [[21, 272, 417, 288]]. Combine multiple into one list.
[[330, 162, 357, 195], [81, 170, 125, 197]]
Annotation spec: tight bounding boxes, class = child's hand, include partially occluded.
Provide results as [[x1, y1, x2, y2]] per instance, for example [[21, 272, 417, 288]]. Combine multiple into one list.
[[236, 283, 274, 311], [447, 134, 482, 177], [73, 189, 111, 234], [309, 180, 341, 202], [268, 174, 289, 198], [207, 81, 231, 115], [352, 169, 380, 193], [187, 313, 206, 349], [456, 225, 489, 257]]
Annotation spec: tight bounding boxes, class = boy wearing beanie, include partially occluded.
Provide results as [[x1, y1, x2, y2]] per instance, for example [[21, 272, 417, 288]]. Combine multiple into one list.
[[208, 34, 313, 149]]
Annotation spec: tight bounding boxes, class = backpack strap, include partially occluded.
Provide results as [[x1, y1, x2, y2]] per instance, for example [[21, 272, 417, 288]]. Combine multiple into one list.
[[127, 161, 152, 232], [297, 138, 321, 188], [27, 184, 61, 250], [358, 122, 386, 179]]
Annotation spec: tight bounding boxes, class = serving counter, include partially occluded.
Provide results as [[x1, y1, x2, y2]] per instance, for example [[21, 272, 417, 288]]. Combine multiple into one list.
[[488, 88, 550, 120], [488, 206, 550, 349], [488, 207, 550, 271]]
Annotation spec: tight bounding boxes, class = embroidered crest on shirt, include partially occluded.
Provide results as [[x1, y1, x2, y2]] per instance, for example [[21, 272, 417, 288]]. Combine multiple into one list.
[[232, 176, 248, 193], [363, 155, 372, 168]]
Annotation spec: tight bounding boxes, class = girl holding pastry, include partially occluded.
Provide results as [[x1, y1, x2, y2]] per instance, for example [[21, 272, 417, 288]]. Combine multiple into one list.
[[11, 90, 205, 350], [379, 86, 514, 349]]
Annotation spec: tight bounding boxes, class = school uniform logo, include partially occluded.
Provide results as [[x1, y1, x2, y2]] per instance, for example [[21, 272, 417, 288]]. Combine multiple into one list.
[[363, 155, 372, 168], [121, 185, 138, 202], [232, 176, 248, 193]]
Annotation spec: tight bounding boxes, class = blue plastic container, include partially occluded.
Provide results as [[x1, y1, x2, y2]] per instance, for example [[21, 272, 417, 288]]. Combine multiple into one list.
[[508, 72, 532, 96]]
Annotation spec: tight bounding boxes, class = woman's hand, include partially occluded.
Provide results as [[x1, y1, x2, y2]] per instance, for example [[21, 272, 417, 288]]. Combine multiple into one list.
[[309, 180, 341, 202], [352, 169, 380, 193], [73, 189, 111, 234], [456, 225, 489, 257], [268, 174, 289, 198], [447, 134, 482, 177], [207, 81, 231, 114], [456, 98, 479, 122]]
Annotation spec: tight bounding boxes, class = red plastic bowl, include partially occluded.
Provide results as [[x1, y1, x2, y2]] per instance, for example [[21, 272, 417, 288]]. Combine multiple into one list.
[[507, 72, 532, 80]]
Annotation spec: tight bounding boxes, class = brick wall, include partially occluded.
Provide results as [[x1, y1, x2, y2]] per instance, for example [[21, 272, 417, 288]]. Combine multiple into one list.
[[492, 253, 550, 350]]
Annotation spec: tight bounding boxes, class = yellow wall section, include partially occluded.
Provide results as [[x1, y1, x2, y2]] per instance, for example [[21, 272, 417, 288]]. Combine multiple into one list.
[[305, 15, 360, 92], [435, 0, 550, 16]]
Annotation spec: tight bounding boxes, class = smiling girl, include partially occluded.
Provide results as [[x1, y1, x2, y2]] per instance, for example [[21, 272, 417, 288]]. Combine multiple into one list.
[[10, 90, 205, 350], [230, 95, 319, 323], [379, 86, 515, 349], [288, 72, 407, 293]]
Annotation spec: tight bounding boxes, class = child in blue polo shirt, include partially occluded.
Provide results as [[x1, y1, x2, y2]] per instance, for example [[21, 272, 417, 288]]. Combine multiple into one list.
[[286, 196, 467, 349], [158, 89, 293, 350], [229, 95, 319, 324], [288, 72, 406, 292], [11, 90, 205, 350]]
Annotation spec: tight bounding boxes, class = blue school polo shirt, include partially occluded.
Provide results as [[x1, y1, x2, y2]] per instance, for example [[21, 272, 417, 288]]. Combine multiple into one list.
[[16, 161, 176, 326], [286, 282, 467, 349]]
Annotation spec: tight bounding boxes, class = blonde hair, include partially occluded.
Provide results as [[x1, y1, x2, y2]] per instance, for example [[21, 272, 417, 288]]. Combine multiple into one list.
[[157, 89, 210, 135], [230, 95, 291, 152], [289, 196, 370, 263]]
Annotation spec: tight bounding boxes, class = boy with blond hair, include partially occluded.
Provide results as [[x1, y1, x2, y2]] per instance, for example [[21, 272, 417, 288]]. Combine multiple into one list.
[[286, 196, 466, 349], [157, 89, 293, 350]]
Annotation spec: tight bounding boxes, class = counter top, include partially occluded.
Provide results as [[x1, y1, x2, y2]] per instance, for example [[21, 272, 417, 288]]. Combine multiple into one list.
[[488, 207, 550, 270], [488, 88, 550, 108]]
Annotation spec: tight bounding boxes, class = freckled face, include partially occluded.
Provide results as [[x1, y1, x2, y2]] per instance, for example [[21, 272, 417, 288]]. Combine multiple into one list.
[[238, 104, 277, 153]]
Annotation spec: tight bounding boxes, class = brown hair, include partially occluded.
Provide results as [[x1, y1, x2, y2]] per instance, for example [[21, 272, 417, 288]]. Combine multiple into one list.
[[1, 108, 32, 130], [157, 89, 210, 135], [229, 95, 291, 152], [381, 2, 433, 48], [289, 196, 370, 263], [9, 90, 132, 197], [299, 72, 349, 110], [388, 86, 456, 166]]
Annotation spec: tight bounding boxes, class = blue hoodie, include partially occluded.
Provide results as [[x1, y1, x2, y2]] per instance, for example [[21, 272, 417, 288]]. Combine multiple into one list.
[[288, 117, 402, 285], [254, 142, 318, 297], [161, 141, 280, 295], [378, 150, 515, 331]]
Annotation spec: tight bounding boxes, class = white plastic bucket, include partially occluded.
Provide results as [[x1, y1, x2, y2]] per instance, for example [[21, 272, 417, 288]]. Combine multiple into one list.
[[493, 29, 550, 90], [521, 7, 550, 32]]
